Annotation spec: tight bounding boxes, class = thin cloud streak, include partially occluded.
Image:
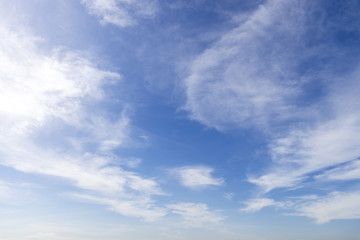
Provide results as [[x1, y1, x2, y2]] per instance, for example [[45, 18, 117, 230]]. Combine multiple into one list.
[[315, 160, 360, 181], [240, 198, 283, 213], [71, 193, 167, 221], [81, 0, 158, 27]]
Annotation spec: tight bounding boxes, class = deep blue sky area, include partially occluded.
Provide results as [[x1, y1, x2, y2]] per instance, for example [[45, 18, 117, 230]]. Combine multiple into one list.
[[0, 0, 360, 239]]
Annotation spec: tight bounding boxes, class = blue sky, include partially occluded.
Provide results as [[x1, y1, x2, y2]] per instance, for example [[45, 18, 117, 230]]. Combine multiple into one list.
[[0, 0, 360, 239]]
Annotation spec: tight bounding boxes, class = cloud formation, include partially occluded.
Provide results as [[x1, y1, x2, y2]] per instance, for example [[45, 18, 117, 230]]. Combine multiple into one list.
[[182, 0, 360, 223], [183, 0, 311, 130], [172, 165, 224, 189], [315, 160, 360, 181], [81, 0, 157, 27], [0, 19, 163, 220], [250, 112, 360, 193], [295, 191, 360, 224], [72, 193, 166, 221], [240, 198, 282, 213]]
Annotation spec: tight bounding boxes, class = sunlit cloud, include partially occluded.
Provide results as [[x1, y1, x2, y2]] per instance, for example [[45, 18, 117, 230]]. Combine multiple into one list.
[[0, 17, 163, 221]]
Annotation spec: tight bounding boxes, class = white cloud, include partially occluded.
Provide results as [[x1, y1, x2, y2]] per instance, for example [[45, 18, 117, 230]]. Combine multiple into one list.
[[315, 160, 360, 181], [81, 0, 157, 27], [0, 129, 164, 220], [183, 0, 308, 130], [181, 0, 360, 191], [0, 22, 119, 134], [119, 157, 142, 168], [240, 191, 360, 224], [0, 17, 164, 220], [72, 194, 166, 221], [172, 166, 224, 189], [248, 172, 306, 194], [0, 142, 162, 196], [167, 202, 224, 226], [181, 0, 360, 198], [249, 109, 360, 192], [248, 110, 360, 220], [181, 0, 360, 225], [246, 52, 360, 193], [239, 198, 283, 213], [295, 191, 360, 224]]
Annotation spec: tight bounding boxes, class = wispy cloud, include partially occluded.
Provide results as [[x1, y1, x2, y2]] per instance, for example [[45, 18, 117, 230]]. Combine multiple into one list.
[[248, 105, 360, 221], [239, 191, 360, 224], [1, 142, 162, 196], [182, 0, 360, 224], [167, 202, 224, 226], [183, 0, 310, 130], [171, 165, 224, 189], [315, 160, 360, 181], [0, 17, 164, 220], [240, 198, 283, 213], [294, 191, 360, 224], [249, 94, 360, 192], [81, 0, 158, 27], [0, 23, 119, 133], [71, 193, 166, 221]]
